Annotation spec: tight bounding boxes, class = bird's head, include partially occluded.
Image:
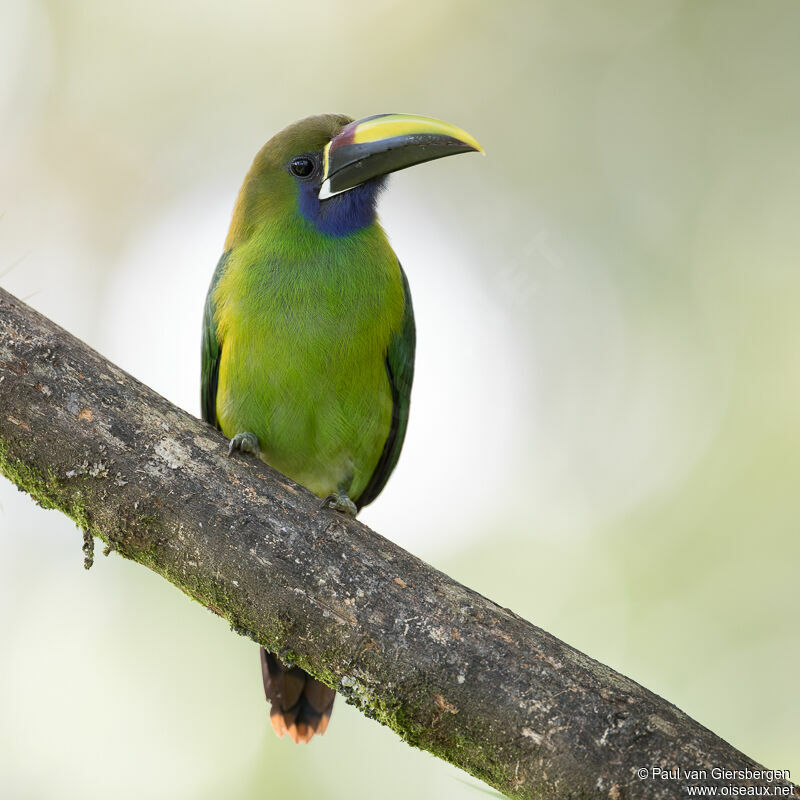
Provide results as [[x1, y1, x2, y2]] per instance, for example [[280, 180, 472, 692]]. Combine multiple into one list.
[[226, 113, 483, 243]]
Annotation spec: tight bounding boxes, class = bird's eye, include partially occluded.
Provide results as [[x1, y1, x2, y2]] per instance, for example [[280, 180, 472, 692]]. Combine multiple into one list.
[[290, 157, 314, 178]]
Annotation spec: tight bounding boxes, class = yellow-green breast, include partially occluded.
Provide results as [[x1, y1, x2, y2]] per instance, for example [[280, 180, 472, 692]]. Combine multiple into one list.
[[213, 221, 406, 501]]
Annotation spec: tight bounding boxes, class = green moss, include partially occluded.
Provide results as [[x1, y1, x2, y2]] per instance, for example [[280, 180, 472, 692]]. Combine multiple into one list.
[[0, 440, 56, 506], [0, 440, 99, 537], [334, 674, 522, 798]]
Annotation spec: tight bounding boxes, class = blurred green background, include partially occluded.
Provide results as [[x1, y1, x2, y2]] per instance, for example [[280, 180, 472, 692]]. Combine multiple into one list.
[[1, 1, 799, 797]]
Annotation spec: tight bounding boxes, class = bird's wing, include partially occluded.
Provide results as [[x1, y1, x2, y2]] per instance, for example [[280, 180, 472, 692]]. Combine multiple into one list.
[[200, 250, 231, 429], [356, 263, 416, 509]]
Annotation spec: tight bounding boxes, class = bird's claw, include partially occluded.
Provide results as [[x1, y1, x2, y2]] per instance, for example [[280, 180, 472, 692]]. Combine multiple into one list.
[[320, 493, 358, 517], [227, 432, 260, 457]]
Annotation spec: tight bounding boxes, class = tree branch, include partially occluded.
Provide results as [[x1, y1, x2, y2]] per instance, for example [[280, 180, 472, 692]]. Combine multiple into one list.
[[0, 286, 795, 800]]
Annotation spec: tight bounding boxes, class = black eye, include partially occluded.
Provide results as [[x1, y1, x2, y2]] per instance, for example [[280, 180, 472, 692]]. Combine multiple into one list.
[[290, 157, 314, 178]]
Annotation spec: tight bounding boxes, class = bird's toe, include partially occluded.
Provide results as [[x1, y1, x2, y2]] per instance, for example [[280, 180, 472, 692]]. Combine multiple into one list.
[[227, 431, 260, 457], [320, 493, 358, 517]]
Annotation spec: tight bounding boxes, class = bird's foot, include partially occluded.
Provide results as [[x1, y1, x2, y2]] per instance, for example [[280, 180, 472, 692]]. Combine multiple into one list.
[[320, 492, 358, 517], [227, 431, 260, 457]]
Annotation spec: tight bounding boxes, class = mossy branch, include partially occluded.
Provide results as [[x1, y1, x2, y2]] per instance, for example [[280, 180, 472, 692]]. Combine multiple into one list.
[[0, 287, 795, 800]]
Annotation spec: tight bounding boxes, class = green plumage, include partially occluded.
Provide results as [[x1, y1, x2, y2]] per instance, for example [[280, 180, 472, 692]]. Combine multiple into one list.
[[201, 115, 415, 509]]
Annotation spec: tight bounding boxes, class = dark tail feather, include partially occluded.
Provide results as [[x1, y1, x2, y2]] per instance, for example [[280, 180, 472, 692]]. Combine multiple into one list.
[[260, 649, 335, 743]]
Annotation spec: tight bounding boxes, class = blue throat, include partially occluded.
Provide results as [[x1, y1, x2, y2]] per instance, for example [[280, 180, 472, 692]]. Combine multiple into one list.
[[297, 177, 386, 237]]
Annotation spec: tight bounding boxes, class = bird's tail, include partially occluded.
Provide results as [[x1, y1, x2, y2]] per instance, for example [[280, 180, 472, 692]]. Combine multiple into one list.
[[260, 649, 336, 743]]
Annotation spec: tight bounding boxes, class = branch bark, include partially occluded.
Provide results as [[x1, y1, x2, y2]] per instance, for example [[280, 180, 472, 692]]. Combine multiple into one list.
[[0, 286, 795, 800]]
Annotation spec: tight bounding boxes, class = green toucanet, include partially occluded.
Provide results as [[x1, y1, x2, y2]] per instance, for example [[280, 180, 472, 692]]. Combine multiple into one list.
[[201, 112, 482, 743]]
